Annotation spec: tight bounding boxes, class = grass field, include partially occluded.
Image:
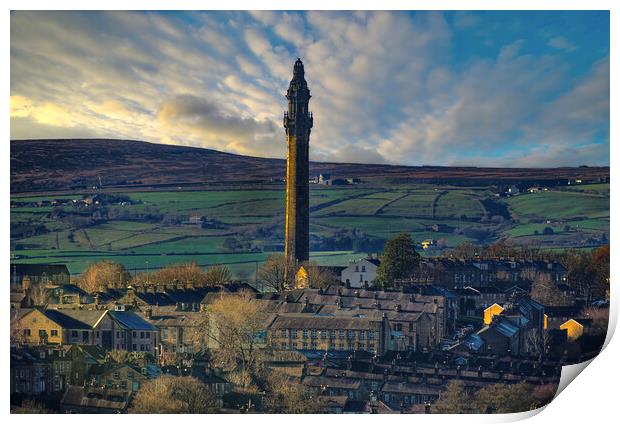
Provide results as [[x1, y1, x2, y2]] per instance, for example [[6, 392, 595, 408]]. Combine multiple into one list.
[[11, 183, 609, 276]]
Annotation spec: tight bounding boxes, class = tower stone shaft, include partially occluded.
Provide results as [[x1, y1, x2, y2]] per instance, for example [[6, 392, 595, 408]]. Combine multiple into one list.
[[284, 58, 313, 264]]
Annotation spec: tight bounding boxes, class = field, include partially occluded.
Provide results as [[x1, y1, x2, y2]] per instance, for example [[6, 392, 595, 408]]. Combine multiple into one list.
[[10, 181, 610, 277]]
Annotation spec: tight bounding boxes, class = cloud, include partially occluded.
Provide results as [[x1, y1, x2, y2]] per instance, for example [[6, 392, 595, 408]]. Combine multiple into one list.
[[156, 95, 279, 156], [548, 36, 576, 51], [9, 11, 610, 167]]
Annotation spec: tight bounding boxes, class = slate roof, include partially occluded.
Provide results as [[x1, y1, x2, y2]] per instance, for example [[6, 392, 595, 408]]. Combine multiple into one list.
[[53, 309, 107, 327], [269, 314, 380, 331], [60, 386, 129, 411], [544, 306, 583, 317], [108, 310, 157, 330], [39, 309, 94, 329], [494, 320, 520, 338], [13, 263, 70, 277]]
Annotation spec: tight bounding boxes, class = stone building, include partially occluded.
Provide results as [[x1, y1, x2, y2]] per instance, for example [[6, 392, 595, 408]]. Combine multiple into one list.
[[284, 58, 313, 265]]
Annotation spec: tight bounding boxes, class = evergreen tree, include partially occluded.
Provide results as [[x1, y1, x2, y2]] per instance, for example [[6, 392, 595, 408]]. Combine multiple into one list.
[[375, 232, 420, 289]]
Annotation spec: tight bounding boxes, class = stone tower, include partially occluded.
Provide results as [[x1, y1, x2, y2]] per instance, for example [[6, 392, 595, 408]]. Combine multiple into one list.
[[284, 58, 313, 265]]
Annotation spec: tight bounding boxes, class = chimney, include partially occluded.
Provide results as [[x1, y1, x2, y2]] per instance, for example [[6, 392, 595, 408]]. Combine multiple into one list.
[[176, 302, 182, 311], [375, 301, 381, 309], [145, 308, 153, 319], [395, 304, 401, 312], [187, 281, 195, 290], [424, 402, 431, 414]]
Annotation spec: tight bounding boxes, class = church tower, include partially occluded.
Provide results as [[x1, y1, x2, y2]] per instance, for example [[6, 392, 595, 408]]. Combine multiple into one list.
[[284, 58, 312, 265]]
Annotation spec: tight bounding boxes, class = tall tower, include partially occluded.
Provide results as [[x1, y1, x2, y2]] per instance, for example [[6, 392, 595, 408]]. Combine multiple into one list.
[[284, 58, 313, 265]]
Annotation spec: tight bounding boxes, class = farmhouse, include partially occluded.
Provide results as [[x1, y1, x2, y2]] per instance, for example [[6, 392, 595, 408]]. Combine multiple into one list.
[[341, 258, 380, 288]]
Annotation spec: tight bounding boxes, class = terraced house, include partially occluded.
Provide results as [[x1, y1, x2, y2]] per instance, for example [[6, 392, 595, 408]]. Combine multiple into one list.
[[14, 308, 158, 354], [261, 285, 448, 355], [268, 314, 389, 354]]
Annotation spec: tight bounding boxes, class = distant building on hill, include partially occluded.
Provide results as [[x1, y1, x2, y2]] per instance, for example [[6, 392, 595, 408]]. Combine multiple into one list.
[[11, 264, 70, 290], [318, 173, 331, 185]]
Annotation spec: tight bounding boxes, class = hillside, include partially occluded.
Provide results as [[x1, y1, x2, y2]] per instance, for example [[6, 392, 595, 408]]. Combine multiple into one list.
[[10, 139, 609, 193]]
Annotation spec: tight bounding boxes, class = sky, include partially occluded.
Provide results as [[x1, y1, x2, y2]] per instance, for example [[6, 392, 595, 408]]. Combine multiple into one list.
[[10, 10, 610, 167]]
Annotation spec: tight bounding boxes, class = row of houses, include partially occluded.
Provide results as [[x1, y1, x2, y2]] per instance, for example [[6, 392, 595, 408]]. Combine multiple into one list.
[[312, 257, 568, 290], [13, 308, 159, 354]]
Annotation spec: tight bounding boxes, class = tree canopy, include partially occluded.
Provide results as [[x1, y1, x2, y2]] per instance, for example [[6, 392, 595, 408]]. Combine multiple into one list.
[[206, 292, 268, 387], [375, 232, 420, 289], [77, 260, 131, 293], [129, 375, 218, 413]]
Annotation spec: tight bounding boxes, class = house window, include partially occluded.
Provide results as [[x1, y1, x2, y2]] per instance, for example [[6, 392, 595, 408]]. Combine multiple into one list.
[[358, 330, 365, 340], [132, 331, 137, 338], [330, 330, 336, 338], [132, 344, 137, 351], [120, 381, 128, 390], [346, 279, 350, 284], [116, 331, 121, 338], [361, 266, 366, 272], [320, 330, 327, 339], [339, 330, 345, 339], [140, 331, 145, 339], [113, 372, 120, 379], [145, 332, 150, 339], [281, 329, 287, 338], [96, 331, 100, 338], [355, 266, 359, 272], [23, 329, 31, 336], [71, 331, 78, 337], [128, 372, 134, 379], [302, 342, 308, 349], [162, 329, 168, 339], [348, 330, 354, 339], [302, 329, 308, 339], [291, 329, 297, 339], [311, 329, 317, 338], [140, 344, 145, 351], [409, 323, 414, 332], [82, 331, 89, 342], [51, 329, 58, 337]]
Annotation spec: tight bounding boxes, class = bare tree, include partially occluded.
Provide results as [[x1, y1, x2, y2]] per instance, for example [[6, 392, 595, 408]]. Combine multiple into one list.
[[303, 262, 336, 289], [77, 260, 131, 293], [10, 310, 27, 346], [28, 283, 51, 307], [527, 328, 551, 360], [129, 376, 218, 413], [204, 265, 232, 286], [206, 292, 269, 387], [263, 370, 324, 413], [581, 307, 609, 335], [257, 254, 295, 292], [530, 274, 573, 306]]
